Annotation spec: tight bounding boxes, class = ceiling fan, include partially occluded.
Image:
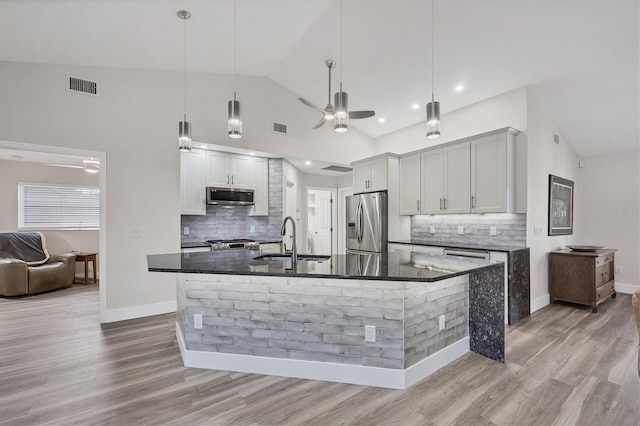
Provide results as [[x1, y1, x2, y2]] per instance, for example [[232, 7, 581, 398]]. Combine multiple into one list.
[[299, 59, 375, 130]]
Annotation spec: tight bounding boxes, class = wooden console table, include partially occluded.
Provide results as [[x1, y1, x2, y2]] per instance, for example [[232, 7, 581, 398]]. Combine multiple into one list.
[[549, 248, 616, 312], [73, 252, 97, 284]]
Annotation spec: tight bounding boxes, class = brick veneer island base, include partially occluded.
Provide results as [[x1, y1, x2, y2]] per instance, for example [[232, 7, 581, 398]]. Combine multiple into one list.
[[148, 250, 504, 389]]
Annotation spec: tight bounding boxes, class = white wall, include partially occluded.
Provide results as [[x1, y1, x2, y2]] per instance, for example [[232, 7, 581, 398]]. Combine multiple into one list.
[[575, 150, 640, 291], [0, 160, 100, 275], [525, 88, 580, 310], [0, 60, 375, 321]]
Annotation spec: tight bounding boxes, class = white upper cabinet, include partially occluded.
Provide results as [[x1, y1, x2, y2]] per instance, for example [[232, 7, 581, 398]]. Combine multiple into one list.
[[443, 142, 471, 213], [180, 149, 206, 215], [206, 151, 252, 189], [249, 157, 269, 216], [471, 133, 508, 213], [399, 153, 422, 214], [353, 156, 388, 193], [398, 127, 525, 216]]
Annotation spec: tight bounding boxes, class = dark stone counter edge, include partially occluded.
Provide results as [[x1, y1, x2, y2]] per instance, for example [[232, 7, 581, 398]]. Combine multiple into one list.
[[148, 262, 504, 283], [389, 240, 528, 253]]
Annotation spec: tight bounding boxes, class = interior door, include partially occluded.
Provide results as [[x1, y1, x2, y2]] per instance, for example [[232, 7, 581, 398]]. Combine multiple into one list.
[[284, 179, 297, 251], [310, 190, 332, 255]]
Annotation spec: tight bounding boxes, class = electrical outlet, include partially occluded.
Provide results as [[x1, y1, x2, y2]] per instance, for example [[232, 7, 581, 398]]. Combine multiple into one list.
[[429, 226, 435, 234], [457, 226, 464, 235], [438, 315, 445, 331], [534, 227, 543, 236], [193, 314, 203, 329], [183, 226, 189, 235], [615, 265, 623, 274], [490, 226, 497, 236], [250, 226, 255, 233], [365, 325, 376, 342], [131, 228, 142, 238]]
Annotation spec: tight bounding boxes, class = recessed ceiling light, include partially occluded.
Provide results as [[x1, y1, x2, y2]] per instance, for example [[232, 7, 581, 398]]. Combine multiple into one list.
[[455, 84, 465, 92], [200, 145, 207, 149], [411, 103, 420, 110], [305, 161, 311, 165], [378, 118, 385, 123], [249, 152, 255, 156]]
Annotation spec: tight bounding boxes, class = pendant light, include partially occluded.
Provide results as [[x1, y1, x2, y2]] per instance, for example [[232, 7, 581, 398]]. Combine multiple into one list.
[[426, 0, 441, 139], [334, 0, 348, 133], [228, 0, 242, 139], [177, 10, 192, 151]]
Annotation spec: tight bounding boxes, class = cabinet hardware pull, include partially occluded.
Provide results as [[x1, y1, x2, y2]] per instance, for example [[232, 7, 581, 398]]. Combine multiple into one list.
[[227, 175, 230, 184], [444, 198, 447, 209], [231, 175, 234, 184], [417, 200, 420, 211], [440, 198, 443, 210], [471, 195, 476, 208]]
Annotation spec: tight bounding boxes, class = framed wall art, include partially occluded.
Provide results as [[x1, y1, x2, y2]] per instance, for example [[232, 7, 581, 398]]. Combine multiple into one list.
[[548, 174, 574, 236]]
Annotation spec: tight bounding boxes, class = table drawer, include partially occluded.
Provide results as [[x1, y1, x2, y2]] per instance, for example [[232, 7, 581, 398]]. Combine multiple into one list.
[[596, 254, 613, 266], [596, 280, 615, 302]]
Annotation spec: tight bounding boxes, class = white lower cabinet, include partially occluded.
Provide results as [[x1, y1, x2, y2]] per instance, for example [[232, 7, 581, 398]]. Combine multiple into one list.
[[181, 246, 210, 254], [259, 242, 282, 253], [388, 243, 444, 255], [180, 150, 206, 215]]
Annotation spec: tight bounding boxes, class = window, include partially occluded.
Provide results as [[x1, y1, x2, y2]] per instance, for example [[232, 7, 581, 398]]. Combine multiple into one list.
[[18, 182, 99, 230]]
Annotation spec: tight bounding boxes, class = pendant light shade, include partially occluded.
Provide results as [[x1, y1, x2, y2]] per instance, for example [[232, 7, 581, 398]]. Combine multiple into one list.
[[426, 98, 440, 139], [426, 0, 441, 140], [228, 93, 242, 139], [334, 86, 349, 133], [228, 0, 243, 139], [177, 10, 192, 151]]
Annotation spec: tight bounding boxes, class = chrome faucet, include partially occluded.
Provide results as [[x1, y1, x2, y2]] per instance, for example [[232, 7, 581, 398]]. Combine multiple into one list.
[[280, 216, 297, 264]]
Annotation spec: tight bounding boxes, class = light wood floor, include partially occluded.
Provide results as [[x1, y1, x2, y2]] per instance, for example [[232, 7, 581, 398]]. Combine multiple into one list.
[[1, 284, 638, 425]]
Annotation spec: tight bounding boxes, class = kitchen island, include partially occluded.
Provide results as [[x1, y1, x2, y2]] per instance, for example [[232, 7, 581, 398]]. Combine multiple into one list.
[[147, 250, 504, 389]]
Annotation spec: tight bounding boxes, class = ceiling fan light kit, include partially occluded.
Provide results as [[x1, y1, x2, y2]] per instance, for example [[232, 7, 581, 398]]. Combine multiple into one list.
[[334, 85, 349, 133], [177, 9, 192, 151]]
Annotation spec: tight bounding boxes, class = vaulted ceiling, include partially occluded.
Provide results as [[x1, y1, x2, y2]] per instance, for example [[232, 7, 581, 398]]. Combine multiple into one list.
[[0, 0, 637, 158]]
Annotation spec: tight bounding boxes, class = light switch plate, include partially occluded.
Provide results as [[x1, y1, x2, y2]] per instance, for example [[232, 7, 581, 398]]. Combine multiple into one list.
[[193, 314, 203, 329], [457, 226, 464, 235], [131, 228, 142, 238], [183, 226, 189, 235], [534, 227, 543, 236], [365, 325, 376, 342], [490, 226, 497, 236], [429, 226, 435, 234]]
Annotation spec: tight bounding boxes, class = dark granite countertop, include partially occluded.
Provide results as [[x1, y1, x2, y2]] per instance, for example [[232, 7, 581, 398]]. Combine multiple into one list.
[[389, 240, 528, 253], [148, 249, 503, 283]]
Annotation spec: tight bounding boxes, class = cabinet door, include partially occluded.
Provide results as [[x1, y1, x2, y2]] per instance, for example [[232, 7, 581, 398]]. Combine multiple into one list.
[[229, 154, 252, 188], [249, 157, 269, 216], [352, 163, 370, 193], [207, 151, 230, 187], [259, 242, 282, 253], [399, 154, 421, 215], [420, 149, 444, 214], [443, 142, 471, 213], [471, 134, 507, 213], [368, 157, 388, 192], [180, 150, 206, 215]]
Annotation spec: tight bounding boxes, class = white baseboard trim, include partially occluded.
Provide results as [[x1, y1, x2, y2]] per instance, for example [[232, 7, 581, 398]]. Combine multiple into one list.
[[176, 323, 469, 390], [531, 293, 550, 314], [101, 300, 176, 323], [615, 282, 640, 294]]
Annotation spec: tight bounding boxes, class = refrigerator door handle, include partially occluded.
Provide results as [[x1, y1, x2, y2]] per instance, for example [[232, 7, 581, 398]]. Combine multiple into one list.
[[357, 201, 364, 244]]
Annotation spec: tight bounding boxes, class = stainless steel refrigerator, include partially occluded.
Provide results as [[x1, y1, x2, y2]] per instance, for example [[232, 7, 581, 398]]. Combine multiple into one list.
[[345, 191, 387, 254]]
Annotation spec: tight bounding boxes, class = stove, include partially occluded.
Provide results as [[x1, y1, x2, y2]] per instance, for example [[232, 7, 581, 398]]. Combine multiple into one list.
[[205, 239, 259, 250]]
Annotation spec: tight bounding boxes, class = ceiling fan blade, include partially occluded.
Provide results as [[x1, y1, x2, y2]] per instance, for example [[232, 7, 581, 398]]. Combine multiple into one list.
[[312, 117, 328, 130], [299, 97, 327, 114], [349, 110, 375, 119]]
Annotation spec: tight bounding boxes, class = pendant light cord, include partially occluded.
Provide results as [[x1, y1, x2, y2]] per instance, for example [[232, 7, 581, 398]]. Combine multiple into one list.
[[234, 0, 237, 98], [431, 0, 435, 103], [339, 0, 343, 86], [183, 13, 187, 120]]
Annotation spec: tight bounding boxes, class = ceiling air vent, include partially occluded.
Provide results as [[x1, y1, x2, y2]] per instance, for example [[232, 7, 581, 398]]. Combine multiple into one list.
[[322, 165, 353, 173], [272, 122, 287, 134], [68, 76, 98, 96]]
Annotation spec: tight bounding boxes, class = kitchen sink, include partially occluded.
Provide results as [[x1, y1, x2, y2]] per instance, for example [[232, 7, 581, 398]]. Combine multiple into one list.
[[253, 253, 331, 262]]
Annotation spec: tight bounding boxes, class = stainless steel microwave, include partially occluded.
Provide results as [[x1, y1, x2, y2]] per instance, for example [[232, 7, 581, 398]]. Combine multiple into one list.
[[206, 187, 254, 205]]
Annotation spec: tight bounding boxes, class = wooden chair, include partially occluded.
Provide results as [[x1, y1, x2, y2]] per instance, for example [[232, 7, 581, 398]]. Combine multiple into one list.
[[633, 291, 640, 377]]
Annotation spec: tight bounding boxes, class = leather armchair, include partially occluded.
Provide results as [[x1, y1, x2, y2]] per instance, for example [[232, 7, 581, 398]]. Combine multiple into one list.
[[633, 291, 640, 376], [0, 233, 76, 296]]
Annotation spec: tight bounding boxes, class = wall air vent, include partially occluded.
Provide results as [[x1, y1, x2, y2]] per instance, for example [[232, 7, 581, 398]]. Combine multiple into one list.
[[272, 122, 287, 134], [322, 165, 353, 173], [553, 132, 560, 145], [68, 76, 98, 96]]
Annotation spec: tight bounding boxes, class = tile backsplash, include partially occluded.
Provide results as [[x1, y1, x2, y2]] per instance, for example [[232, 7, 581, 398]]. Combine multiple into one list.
[[181, 158, 283, 243], [411, 213, 526, 248]]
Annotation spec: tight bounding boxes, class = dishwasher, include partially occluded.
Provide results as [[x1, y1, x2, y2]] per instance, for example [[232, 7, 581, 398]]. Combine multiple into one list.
[[443, 248, 490, 260]]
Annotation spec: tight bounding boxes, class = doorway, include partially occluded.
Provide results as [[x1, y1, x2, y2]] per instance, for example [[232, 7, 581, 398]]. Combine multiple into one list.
[[306, 187, 337, 256], [284, 179, 297, 252]]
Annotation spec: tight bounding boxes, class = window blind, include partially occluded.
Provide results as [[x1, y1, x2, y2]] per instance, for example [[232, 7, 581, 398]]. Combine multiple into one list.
[[18, 182, 99, 230]]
